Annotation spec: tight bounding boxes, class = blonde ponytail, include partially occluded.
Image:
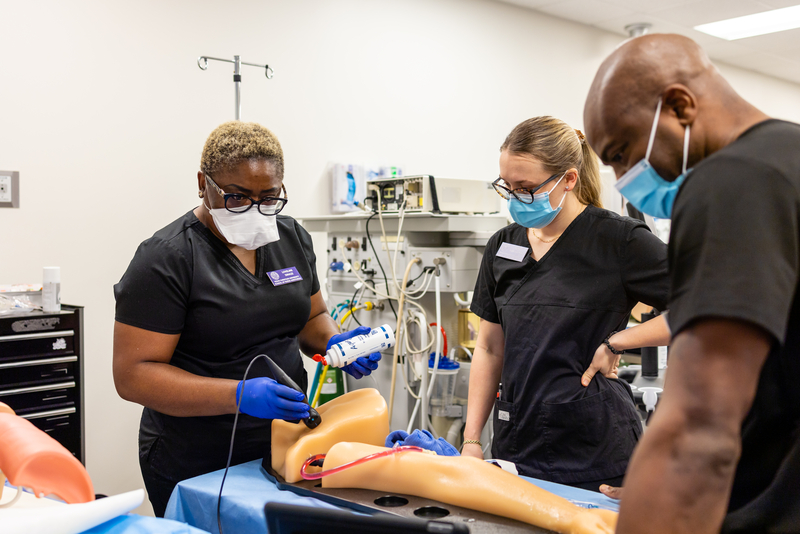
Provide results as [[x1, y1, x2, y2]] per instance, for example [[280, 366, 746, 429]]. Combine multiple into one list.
[[576, 134, 603, 208]]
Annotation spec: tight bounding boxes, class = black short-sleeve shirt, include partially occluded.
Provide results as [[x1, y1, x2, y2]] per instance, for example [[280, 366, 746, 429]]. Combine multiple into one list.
[[472, 207, 669, 326], [668, 119, 800, 532], [114, 210, 320, 482], [471, 206, 669, 482]]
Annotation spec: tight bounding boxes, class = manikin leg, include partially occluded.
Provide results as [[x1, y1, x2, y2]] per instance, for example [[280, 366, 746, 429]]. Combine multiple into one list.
[[321, 442, 617, 534], [271, 391, 616, 534]]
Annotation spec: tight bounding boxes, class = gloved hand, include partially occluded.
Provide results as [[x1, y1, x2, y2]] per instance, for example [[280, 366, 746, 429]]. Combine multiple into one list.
[[327, 326, 382, 379], [384, 429, 460, 456], [236, 377, 310, 420]]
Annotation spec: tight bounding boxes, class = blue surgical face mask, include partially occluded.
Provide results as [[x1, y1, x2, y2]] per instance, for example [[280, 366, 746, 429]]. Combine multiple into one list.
[[614, 98, 691, 219], [508, 172, 567, 228]]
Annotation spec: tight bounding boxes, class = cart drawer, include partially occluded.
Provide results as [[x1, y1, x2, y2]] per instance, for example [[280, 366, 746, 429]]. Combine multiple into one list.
[[0, 381, 76, 413], [0, 330, 75, 361], [0, 356, 77, 387], [0, 312, 78, 337], [21, 407, 81, 459]]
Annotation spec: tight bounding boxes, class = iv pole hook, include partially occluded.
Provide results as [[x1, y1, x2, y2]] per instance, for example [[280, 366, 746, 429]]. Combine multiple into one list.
[[196, 55, 274, 120]]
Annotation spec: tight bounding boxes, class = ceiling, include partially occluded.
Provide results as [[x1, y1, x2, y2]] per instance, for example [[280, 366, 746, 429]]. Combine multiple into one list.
[[495, 0, 800, 84]]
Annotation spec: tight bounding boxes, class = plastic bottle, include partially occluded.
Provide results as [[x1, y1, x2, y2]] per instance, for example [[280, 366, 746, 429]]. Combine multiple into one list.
[[319, 324, 395, 368], [42, 267, 61, 313]]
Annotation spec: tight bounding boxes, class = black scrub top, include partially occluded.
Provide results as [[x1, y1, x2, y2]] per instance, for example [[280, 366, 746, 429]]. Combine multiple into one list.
[[667, 120, 800, 533], [472, 205, 669, 484], [114, 210, 319, 483]]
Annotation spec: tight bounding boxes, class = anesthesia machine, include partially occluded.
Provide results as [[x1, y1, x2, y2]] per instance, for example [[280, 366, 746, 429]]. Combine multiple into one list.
[[302, 176, 505, 455]]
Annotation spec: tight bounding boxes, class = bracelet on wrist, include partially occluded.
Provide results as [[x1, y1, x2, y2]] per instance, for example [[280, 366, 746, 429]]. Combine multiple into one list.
[[603, 331, 623, 355], [462, 439, 482, 449]]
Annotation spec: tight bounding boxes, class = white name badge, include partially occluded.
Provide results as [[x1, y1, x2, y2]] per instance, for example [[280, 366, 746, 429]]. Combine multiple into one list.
[[498, 410, 510, 421], [496, 242, 529, 262]]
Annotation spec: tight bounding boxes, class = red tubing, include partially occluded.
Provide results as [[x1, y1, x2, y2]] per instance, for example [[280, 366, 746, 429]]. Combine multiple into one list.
[[429, 323, 447, 356], [300, 446, 425, 480]]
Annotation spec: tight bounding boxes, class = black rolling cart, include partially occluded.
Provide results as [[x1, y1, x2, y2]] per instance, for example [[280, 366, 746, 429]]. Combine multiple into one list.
[[0, 305, 85, 464]]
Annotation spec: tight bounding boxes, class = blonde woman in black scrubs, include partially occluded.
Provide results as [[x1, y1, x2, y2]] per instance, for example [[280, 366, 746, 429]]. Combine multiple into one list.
[[462, 116, 670, 492]]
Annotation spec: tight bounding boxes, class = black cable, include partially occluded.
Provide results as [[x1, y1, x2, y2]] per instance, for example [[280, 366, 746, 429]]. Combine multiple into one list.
[[365, 212, 397, 320], [405, 269, 427, 288], [348, 283, 363, 327], [218, 354, 268, 534]]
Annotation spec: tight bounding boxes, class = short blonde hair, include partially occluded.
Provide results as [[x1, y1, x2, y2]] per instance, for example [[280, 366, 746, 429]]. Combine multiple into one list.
[[200, 121, 284, 178], [501, 117, 602, 208]]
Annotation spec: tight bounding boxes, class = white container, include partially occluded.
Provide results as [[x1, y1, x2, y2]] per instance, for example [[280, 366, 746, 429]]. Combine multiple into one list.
[[42, 267, 61, 313], [658, 346, 668, 370], [325, 324, 395, 368]]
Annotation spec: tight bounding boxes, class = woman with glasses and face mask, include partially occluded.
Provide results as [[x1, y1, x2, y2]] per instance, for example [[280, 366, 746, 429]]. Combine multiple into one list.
[[112, 122, 381, 516], [461, 117, 671, 493]]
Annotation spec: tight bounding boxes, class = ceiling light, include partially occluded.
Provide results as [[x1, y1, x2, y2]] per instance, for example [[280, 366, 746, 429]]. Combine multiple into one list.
[[694, 4, 800, 40]]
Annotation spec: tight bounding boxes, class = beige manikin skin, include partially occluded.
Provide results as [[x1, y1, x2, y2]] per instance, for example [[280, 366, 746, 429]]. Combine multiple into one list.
[[271, 388, 390, 483], [272, 390, 616, 534], [322, 442, 618, 534]]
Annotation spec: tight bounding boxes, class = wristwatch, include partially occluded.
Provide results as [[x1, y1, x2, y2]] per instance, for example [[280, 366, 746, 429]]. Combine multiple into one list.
[[603, 331, 623, 355]]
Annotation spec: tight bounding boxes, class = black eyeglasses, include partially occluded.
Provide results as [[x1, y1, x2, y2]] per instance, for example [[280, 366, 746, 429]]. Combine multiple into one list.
[[492, 173, 562, 204], [204, 174, 288, 215]]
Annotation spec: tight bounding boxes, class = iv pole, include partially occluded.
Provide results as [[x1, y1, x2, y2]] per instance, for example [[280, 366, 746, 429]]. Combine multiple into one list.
[[197, 55, 274, 120]]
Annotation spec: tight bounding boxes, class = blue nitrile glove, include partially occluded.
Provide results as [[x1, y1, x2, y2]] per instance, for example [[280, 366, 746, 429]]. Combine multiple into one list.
[[327, 326, 382, 379], [385, 429, 410, 448], [385, 429, 460, 456], [236, 377, 310, 420]]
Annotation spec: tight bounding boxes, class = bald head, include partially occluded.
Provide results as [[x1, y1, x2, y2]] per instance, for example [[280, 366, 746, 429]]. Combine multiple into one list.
[[583, 34, 766, 181], [588, 34, 714, 117]]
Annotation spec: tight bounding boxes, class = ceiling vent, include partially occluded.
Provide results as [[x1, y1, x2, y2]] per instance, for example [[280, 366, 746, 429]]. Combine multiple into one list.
[[625, 23, 652, 38]]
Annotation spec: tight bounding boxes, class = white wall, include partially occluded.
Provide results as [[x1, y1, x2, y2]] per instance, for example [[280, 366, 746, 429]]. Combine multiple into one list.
[[2, 0, 799, 516]]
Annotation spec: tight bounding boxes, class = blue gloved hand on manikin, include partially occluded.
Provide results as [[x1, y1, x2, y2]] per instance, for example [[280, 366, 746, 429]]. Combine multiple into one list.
[[385, 429, 460, 456], [327, 326, 382, 379], [236, 377, 310, 420]]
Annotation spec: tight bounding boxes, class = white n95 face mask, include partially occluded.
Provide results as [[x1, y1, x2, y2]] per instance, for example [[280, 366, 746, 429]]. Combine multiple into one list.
[[204, 199, 281, 250]]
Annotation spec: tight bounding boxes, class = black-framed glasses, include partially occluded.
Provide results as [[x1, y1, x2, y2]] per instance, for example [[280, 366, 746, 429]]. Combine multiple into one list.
[[492, 173, 562, 204], [204, 174, 288, 215]]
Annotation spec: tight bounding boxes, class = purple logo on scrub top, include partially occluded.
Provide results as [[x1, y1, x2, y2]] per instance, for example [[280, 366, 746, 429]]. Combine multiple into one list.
[[267, 266, 303, 286]]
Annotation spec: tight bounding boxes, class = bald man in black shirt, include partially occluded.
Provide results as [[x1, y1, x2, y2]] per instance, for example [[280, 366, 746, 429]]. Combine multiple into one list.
[[585, 34, 800, 534]]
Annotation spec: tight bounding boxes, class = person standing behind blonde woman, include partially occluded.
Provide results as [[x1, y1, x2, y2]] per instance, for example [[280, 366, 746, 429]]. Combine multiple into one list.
[[461, 117, 671, 492]]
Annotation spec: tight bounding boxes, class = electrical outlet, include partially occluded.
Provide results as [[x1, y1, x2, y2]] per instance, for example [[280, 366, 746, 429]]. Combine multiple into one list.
[[0, 171, 19, 207], [0, 175, 11, 203]]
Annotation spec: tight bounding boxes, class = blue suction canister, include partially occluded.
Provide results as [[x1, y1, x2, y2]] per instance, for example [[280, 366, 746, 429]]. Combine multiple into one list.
[[263, 355, 321, 429]]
